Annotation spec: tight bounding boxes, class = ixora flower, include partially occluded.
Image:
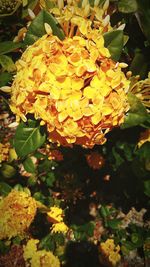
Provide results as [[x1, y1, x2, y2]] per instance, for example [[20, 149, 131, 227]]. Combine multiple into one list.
[[99, 239, 121, 266], [23, 239, 60, 267], [0, 190, 37, 240], [86, 151, 105, 170], [47, 206, 64, 223], [10, 1, 130, 148], [51, 221, 69, 234]]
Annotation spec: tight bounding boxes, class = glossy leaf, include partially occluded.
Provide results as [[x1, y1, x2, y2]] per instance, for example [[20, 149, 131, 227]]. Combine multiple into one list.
[[118, 0, 138, 13], [24, 10, 65, 45], [103, 30, 124, 61], [0, 41, 22, 55], [121, 93, 150, 129], [23, 157, 36, 173], [0, 55, 16, 72], [14, 120, 46, 158]]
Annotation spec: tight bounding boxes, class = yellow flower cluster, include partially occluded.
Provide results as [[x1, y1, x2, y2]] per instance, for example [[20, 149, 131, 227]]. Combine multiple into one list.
[[99, 239, 121, 266], [51, 222, 68, 234], [40, 0, 112, 37], [47, 206, 64, 223], [0, 190, 37, 240], [0, 142, 10, 163], [10, 31, 129, 147], [47, 206, 68, 233], [23, 239, 60, 267]]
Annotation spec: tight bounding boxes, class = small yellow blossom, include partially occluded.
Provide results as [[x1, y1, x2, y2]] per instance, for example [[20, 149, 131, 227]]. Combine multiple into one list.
[[51, 222, 69, 234], [99, 239, 121, 266], [0, 190, 37, 240], [47, 206, 64, 223], [23, 239, 60, 267]]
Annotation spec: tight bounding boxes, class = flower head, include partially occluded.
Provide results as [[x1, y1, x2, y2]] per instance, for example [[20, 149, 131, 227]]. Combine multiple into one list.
[[23, 239, 60, 267], [99, 239, 121, 266], [10, 0, 130, 148], [0, 190, 37, 239]]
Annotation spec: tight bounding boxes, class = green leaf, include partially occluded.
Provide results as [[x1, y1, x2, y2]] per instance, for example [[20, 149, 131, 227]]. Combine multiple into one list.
[[24, 10, 65, 45], [103, 30, 124, 61], [0, 182, 12, 196], [129, 49, 149, 79], [22, 0, 38, 18], [23, 157, 36, 173], [136, 0, 150, 43], [14, 120, 46, 158], [0, 55, 16, 72], [0, 41, 22, 55], [46, 172, 56, 187], [100, 205, 110, 218], [1, 163, 16, 179], [144, 180, 150, 197], [0, 72, 12, 86], [121, 93, 150, 129], [118, 0, 138, 13], [107, 219, 122, 229], [39, 234, 56, 251]]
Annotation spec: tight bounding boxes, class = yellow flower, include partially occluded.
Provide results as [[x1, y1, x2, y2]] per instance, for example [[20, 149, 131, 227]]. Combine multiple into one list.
[[47, 206, 64, 223], [10, 0, 130, 148], [0, 190, 37, 240], [51, 222, 69, 234], [23, 239, 60, 267], [99, 239, 121, 266]]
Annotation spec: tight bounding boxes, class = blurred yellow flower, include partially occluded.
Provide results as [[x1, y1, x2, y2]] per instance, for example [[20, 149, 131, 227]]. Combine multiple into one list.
[[0, 190, 37, 239], [47, 206, 64, 223], [51, 222, 68, 234], [99, 239, 121, 266], [23, 239, 60, 267]]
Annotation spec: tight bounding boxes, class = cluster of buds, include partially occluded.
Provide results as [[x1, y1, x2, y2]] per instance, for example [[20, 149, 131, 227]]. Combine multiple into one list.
[[0, 0, 21, 16]]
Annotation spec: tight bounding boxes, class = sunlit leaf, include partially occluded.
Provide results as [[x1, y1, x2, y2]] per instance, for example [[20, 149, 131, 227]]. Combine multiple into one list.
[[103, 30, 124, 61], [14, 120, 46, 158], [22, 0, 38, 18], [24, 10, 65, 45]]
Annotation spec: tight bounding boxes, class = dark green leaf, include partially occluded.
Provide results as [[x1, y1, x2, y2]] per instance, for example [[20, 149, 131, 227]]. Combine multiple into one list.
[[136, 0, 150, 43], [121, 93, 150, 129], [39, 234, 55, 251], [0, 182, 12, 196], [14, 120, 46, 158], [0, 72, 12, 86], [129, 49, 149, 79], [103, 30, 124, 61], [46, 172, 56, 187], [100, 205, 110, 218], [23, 157, 36, 173], [144, 180, 150, 197], [107, 219, 122, 229], [0, 55, 16, 72], [118, 0, 138, 13], [24, 10, 65, 45], [0, 41, 22, 55]]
